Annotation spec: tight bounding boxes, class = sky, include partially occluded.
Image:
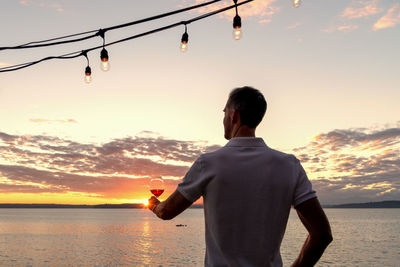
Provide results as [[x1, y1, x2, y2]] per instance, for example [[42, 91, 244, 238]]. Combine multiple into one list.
[[0, 0, 399, 205]]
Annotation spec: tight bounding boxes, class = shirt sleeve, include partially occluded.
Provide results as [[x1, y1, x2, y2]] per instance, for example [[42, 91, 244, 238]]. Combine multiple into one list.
[[293, 159, 317, 208], [177, 155, 209, 203]]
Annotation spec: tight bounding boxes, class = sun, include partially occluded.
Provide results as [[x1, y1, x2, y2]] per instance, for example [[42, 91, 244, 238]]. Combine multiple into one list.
[[141, 199, 149, 207]]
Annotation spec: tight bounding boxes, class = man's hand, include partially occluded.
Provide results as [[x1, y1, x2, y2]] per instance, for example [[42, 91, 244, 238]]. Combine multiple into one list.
[[147, 190, 193, 220], [148, 196, 160, 212]]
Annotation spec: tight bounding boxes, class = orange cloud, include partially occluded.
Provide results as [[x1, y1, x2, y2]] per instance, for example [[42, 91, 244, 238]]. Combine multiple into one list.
[[321, 26, 336, 33], [191, 0, 279, 22], [337, 24, 359, 32], [18, 0, 64, 12], [0, 131, 219, 203], [373, 3, 400, 30], [30, 118, 77, 123], [18, 0, 32, 5], [322, 0, 383, 33], [341, 0, 383, 19], [287, 22, 302, 30], [258, 18, 272, 24], [292, 122, 400, 204], [322, 24, 359, 33]]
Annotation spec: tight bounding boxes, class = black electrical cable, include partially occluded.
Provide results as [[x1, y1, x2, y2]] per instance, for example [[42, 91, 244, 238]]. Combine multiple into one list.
[[101, 0, 253, 49], [13, 30, 99, 48], [0, 0, 253, 73], [0, 51, 83, 72], [0, 0, 222, 51]]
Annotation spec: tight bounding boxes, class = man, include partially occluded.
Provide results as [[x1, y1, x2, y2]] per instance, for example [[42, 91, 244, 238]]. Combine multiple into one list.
[[148, 86, 332, 267]]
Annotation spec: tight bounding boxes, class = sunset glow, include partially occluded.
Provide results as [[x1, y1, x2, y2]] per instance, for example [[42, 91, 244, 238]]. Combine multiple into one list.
[[1, 0, 399, 205]]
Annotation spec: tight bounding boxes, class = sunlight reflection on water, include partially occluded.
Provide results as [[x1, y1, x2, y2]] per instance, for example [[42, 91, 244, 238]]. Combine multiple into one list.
[[0, 208, 399, 266]]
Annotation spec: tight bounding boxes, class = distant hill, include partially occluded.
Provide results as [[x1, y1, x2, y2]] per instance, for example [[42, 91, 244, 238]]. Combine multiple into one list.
[[324, 200, 400, 208], [0, 203, 145, 209], [0, 203, 205, 209], [3, 201, 398, 209]]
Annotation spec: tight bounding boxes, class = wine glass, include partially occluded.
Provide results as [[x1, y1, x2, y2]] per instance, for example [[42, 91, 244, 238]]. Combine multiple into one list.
[[149, 177, 164, 198]]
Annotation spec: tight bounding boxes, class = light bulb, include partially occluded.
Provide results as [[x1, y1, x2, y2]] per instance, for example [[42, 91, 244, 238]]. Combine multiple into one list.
[[100, 60, 110, 72], [180, 42, 188, 52], [293, 0, 301, 8], [85, 74, 92, 83], [232, 15, 242, 41], [85, 66, 92, 84], [100, 48, 110, 72], [180, 32, 189, 53], [233, 27, 242, 40]]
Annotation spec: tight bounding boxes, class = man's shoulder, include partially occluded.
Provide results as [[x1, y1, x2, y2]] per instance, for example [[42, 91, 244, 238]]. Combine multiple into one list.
[[198, 149, 222, 160], [195, 145, 229, 163], [268, 147, 299, 162], [199, 144, 299, 164]]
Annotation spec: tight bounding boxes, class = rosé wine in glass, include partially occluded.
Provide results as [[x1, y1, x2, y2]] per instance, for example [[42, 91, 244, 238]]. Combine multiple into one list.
[[150, 177, 164, 198]]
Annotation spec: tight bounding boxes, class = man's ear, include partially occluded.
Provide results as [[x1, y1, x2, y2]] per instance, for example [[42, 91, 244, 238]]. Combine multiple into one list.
[[231, 109, 240, 124]]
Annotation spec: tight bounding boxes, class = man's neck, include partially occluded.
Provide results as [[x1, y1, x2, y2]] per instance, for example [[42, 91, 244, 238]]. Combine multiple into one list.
[[231, 125, 256, 138]]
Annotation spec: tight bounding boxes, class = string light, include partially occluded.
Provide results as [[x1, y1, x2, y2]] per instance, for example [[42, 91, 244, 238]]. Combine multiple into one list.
[[180, 25, 189, 52], [83, 51, 92, 84], [85, 66, 92, 83], [293, 0, 301, 8], [100, 48, 110, 71], [0, 0, 223, 51], [232, 0, 242, 40], [98, 29, 110, 72], [0, 0, 255, 75]]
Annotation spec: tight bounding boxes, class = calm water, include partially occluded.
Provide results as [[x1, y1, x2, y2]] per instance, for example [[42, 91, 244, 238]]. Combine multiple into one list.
[[0, 208, 399, 266]]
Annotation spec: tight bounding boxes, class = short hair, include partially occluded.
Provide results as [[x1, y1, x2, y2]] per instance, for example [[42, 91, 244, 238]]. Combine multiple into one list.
[[227, 86, 267, 128]]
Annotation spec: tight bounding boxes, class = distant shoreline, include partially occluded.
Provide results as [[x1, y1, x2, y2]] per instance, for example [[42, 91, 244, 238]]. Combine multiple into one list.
[[323, 200, 400, 209], [0, 203, 204, 209], [0, 201, 399, 209], [0, 201, 400, 209]]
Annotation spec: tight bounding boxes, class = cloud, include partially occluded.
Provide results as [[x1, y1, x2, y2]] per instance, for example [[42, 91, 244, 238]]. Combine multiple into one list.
[[18, 0, 64, 12], [258, 19, 272, 24], [321, 26, 336, 33], [187, 0, 279, 23], [0, 164, 180, 198], [373, 3, 400, 30], [341, 0, 383, 19], [2, 122, 399, 204], [337, 24, 359, 32], [0, 131, 220, 199], [293, 122, 400, 204], [30, 118, 77, 123], [322, 24, 359, 33], [18, 0, 32, 5], [287, 22, 302, 30], [323, 0, 386, 33], [0, 132, 17, 143]]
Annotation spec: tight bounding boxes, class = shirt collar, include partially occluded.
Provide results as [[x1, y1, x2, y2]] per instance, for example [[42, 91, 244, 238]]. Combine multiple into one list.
[[225, 137, 267, 147]]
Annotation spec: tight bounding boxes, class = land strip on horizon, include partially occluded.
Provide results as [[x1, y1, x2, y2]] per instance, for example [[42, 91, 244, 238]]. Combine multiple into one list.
[[0, 201, 400, 208]]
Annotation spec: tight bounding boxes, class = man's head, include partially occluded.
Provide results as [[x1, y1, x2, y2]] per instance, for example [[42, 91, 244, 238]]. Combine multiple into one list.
[[223, 86, 267, 140]]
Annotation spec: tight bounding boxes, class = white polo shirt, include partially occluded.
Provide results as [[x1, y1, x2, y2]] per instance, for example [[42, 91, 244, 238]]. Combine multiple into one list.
[[177, 137, 316, 267]]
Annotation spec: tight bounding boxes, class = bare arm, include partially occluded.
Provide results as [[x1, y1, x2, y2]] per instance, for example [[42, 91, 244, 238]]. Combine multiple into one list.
[[148, 190, 193, 220], [291, 197, 333, 267]]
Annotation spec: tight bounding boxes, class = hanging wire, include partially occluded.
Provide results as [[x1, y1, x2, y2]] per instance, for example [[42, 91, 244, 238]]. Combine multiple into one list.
[[0, 0, 253, 73], [82, 51, 90, 66], [233, 0, 239, 14], [0, 0, 222, 51], [0, 51, 83, 72], [14, 29, 99, 48]]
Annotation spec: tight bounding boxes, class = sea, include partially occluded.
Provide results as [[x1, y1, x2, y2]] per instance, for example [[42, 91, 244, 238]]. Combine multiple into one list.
[[0, 208, 399, 266]]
